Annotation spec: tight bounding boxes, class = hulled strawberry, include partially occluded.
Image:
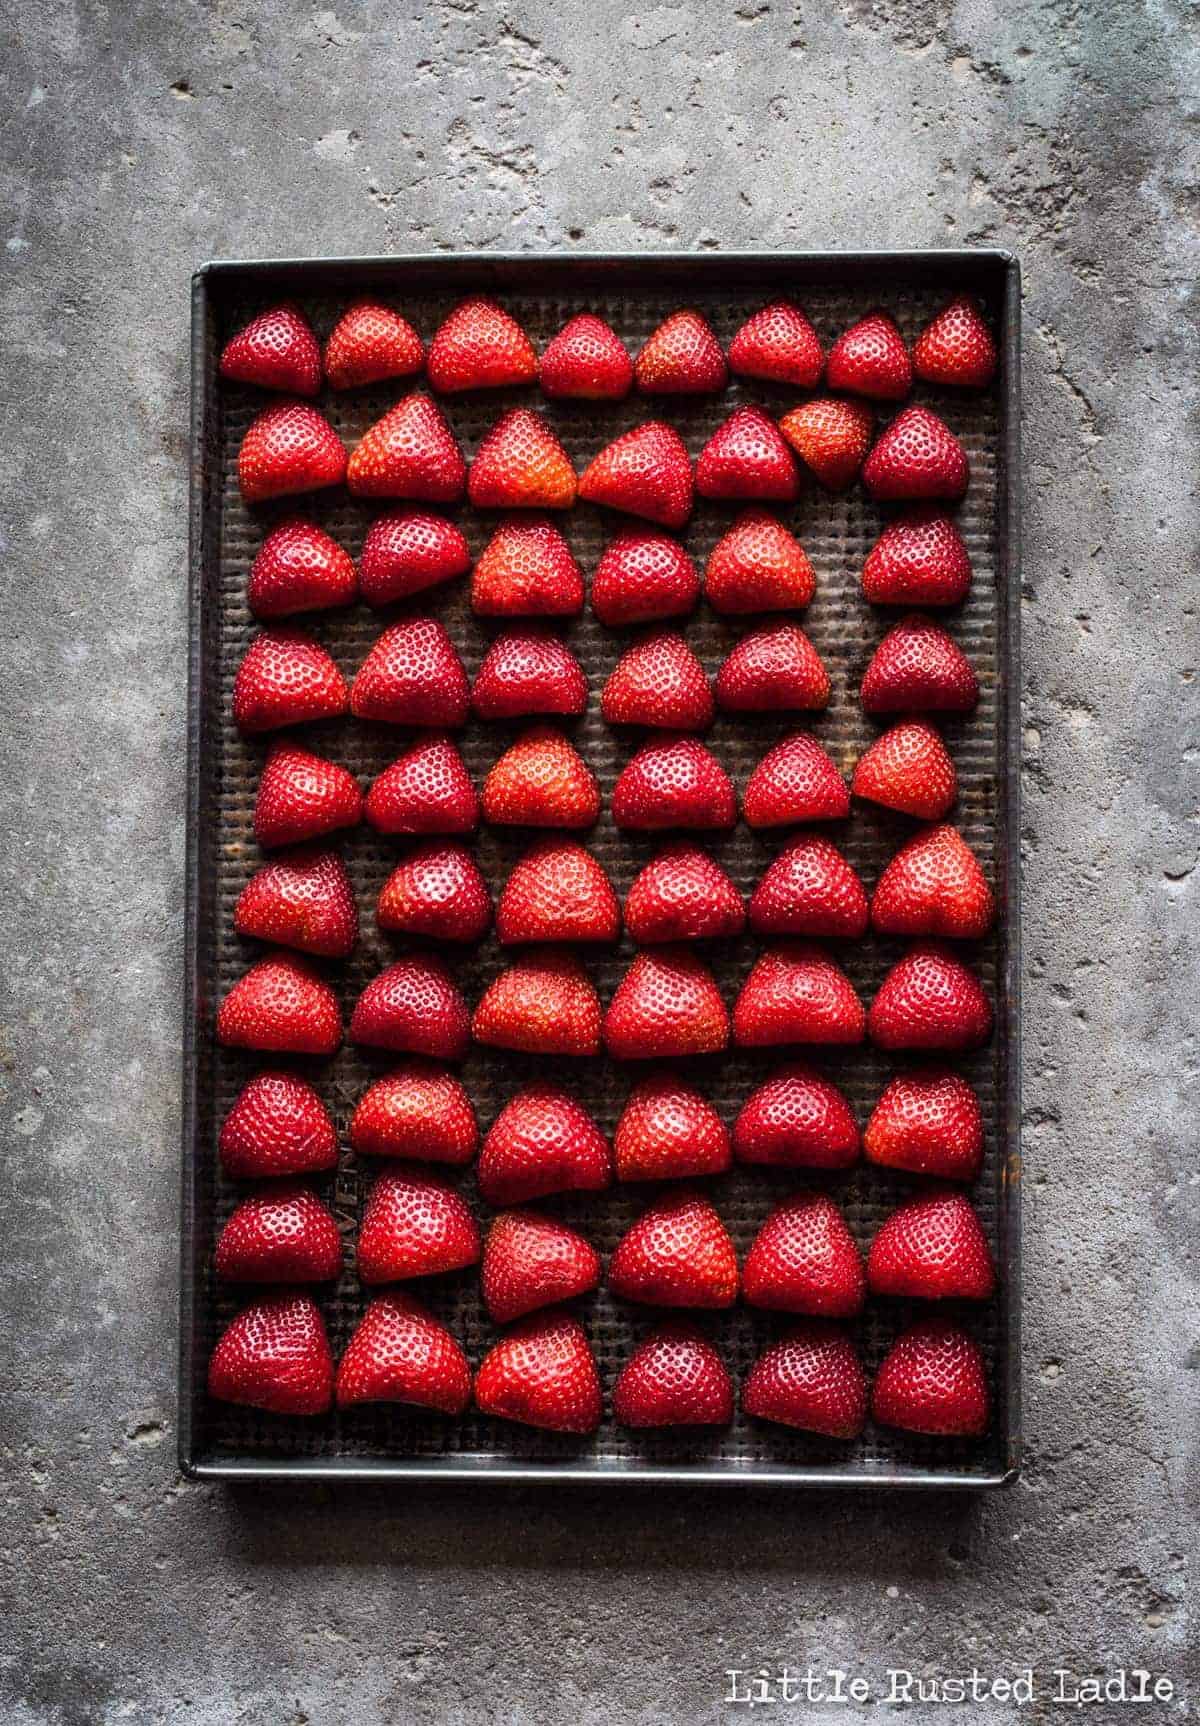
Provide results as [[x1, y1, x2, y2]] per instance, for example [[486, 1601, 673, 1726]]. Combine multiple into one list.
[[825, 311, 911, 400], [472, 629, 588, 720], [365, 735, 478, 836], [376, 842, 493, 943], [715, 623, 830, 713], [604, 947, 729, 1060], [471, 517, 584, 616], [613, 1320, 734, 1428], [728, 300, 823, 388], [912, 295, 997, 389], [635, 308, 727, 393], [861, 616, 979, 714], [495, 840, 620, 945], [704, 510, 815, 614], [468, 408, 577, 510], [427, 296, 537, 392], [742, 732, 850, 828], [590, 528, 700, 626], [481, 1209, 601, 1322], [742, 1322, 867, 1438], [323, 299, 424, 390], [356, 1167, 481, 1284], [778, 397, 874, 490], [480, 726, 600, 829], [863, 405, 969, 501], [578, 422, 693, 529], [871, 1318, 989, 1436], [214, 1183, 343, 1283], [601, 632, 714, 730], [612, 735, 737, 831], [237, 402, 347, 503], [477, 1083, 611, 1204], [623, 843, 745, 944], [852, 719, 957, 819], [208, 1292, 333, 1415], [350, 617, 470, 727], [863, 1068, 983, 1181], [474, 1308, 602, 1434], [608, 1189, 739, 1309], [358, 509, 470, 607], [862, 509, 972, 607], [347, 394, 466, 501], [235, 846, 358, 958], [868, 1191, 996, 1300], [247, 519, 358, 619], [472, 949, 602, 1056], [743, 1195, 866, 1317], [220, 304, 321, 396], [232, 627, 348, 733], [733, 1062, 860, 1169], [613, 1072, 732, 1181], [871, 825, 995, 939], [539, 312, 634, 400], [868, 942, 992, 1051], [733, 943, 865, 1047], [219, 1071, 339, 1180], [336, 1292, 472, 1413], [695, 407, 799, 503], [748, 836, 869, 938], [350, 1061, 478, 1165], [350, 956, 471, 1061], [217, 952, 342, 1055]]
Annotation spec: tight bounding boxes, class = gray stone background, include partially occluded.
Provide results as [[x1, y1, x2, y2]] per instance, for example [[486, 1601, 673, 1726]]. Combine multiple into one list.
[[1, 1, 1197, 1721]]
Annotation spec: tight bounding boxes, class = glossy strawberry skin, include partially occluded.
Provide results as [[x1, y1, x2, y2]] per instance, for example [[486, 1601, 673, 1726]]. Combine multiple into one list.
[[825, 311, 912, 400], [540, 313, 634, 400], [863, 1068, 983, 1181], [356, 1168, 481, 1285], [365, 735, 478, 837], [237, 402, 347, 503], [912, 295, 997, 389], [635, 309, 727, 394], [733, 943, 866, 1047], [591, 529, 700, 626], [474, 1308, 602, 1434], [733, 1062, 860, 1170], [861, 616, 979, 715], [742, 732, 851, 829], [358, 510, 470, 607], [613, 1320, 734, 1429], [867, 1191, 996, 1301], [471, 517, 584, 617], [868, 941, 992, 1052], [852, 720, 957, 820], [219, 1071, 339, 1180], [220, 304, 321, 396], [704, 510, 815, 614], [871, 1318, 989, 1436], [376, 842, 493, 943], [578, 422, 694, 530], [481, 1209, 601, 1323], [350, 1062, 478, 1165], [350, 957, 471, 1061], [778, 397, 874, 490], [728, 300, 823, 388], [608, 1190, 739, 1309], [613, 1073, 732, 1181], [715, 623, 830, 714], [623, 843, 745, 945], [603, 947, 730, 1060], [477, 1083, 611, 1205], [749, 836, 869, 939], [214, 1183, 343, 1283], [480, 726, 600, 829], [472, 631, 588, 721], [863, 405, 969, 502], [323, 299, 424, 390], [743, 1194, 866, 1318], [695, 407, 799, 503], [235, 846, 358, 958], [208, 1292, 334, 1416], [255, 744, 363, 850], [335, 1293, 472, 1413], [248, 519, 358, 619], [217, 952, 342, 1056], [350, 618, 470, 727], [427, 296, 537, 392], [871, 824, 995, 939], [472, 949, 602, 1057], [742, 1322, 867, 1439], [612, 736, 737, 832], [347, 394, 467, 502], [601, 632, 714, 731], [862, 509, 972, 607], [232, 628, 348, 734], [468, 408, 577, 511], [496, 840, 620, 945]]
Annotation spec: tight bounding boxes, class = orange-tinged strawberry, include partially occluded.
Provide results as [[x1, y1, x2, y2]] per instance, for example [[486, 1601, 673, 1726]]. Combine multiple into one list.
[[613, 1072, 731, 1181], [336, 1292, 472, 1413], [356, 1167, 481, 1284], [728, 300, 823, 388], [601, 632, 713, 731], [868, 941, 992, 1051], [539, 312, 633, 399], [350, 956, 471, 1061], [863, 1068, 983, 1181], [603, 947, 729, 1060], [233, 627, 348, 733], [214, 1183, 343, 1284], [350, 1061, 478, 1165], [872, 824, 994, 939], [623, 843, 745, 944], [237, 402, 347, 503], [868, 1191, 996, 1301], [481, 726, 600, 829], [470, 516, 584, 616], [474, 1308, 602, 1434], [365, 735, 478, 836], [468, 408, 577, 510], [704, 509, 815, 614], [496, 839, 620, 945], [358, 510, 470, 607], [732, 943, 865, 1047], [472, 948, 602, 1056], [778, 396, 874, 490], [220, 304, 321, 396], [376, 841, 492, 943], [861, 615, 979, 715], [427, 296, 537, 392], [217, 951, 342, 1056], [613, 1320, 734, 1428], [219, 1071, 339, 1181], [612, 735, 736, 831], [696, 407, 799, 502], [749, 836, 868, 939], [912, 294, 997, 389], [578, 422, 693, 529], [481, 1210, 601, 1324], [472, 629, 588, 720], [347, 393, 466, 501], [863, 405, 969, 501], [591, 528, 699, 625], [477, 1084, 611, 1205], [871, 1318, 989, 1436], [852, 719, 957, 819], [743, 1195, 866, 1317], [247, 519, 358, 619], [742, 731, 850, 828], [350, 618, 469, 727], [733, 1061, 860, 1169], [609, 1189, 738, 1309], [323, 298, 424, 390], [742, 1322, 867, 1438], [715, 622, 830, 713], [208, 1292, 333, 1415], [862, 508, 972, 607], [235, 845, 358, 959], [635, 308, 727, 393], [825, 310, 911, 400]]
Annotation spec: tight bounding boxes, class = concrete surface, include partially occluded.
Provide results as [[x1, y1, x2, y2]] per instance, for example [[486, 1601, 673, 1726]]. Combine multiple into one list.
[[1, 1, 1197, 1721]]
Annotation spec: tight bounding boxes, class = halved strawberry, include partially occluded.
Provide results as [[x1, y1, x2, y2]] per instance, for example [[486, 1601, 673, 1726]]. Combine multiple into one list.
[[214, 1183, 343, 1283], [912, 294, 997, 389], [742, 731, 850, 828], [496, 840, 620, 944], [862, 508, 972, 607], [868, 1191, 996, 1300], [336, 1292, 472, 1413], [871, 1318, 989, 1436], [863, 405, 969, 501], [356, 1167, 481, 1284], [871, 824, 995, 939], [578, 422, 693, 529], [608, 1189, 738, 1308], [477, 1083, 611, 1205], [635, 308, 727, 393], [868, 941, 992, 1051], [350, 1061, 478, 1165], [472, 629, 588, 720], [715, 623, 830, 713], [591, 528, 699, 625], [539, 313, 633, 399], [471, 517, 584, 616], [778, 397, 873, 490], [358, 510, 470, 607], [248, 519, 358, 619], [603, 947, 729, 1060], [350, 955, 471, 1060], [728, 300, 823, 388], [613, 1072, 731, 1181], [208, 1292, 333, 1415], [323, 299, 424, 390], [623, 843, 745, 944], [861, 615, 979, 715], [376, 841, 493, 943], [863, 1068, 983, 1180], [472, 948, 602, 1056], [704, 509, 815, 614], [695, 407, 799, 502], [732, 943, 865, 1047], [474, 1308, 602, 1434], [481, 1209, 601, 1322], [220, 304, 321, 395], [613, 1320, 734, 1428], [350, 618, 469, 727], [217, 952, 341, 1055], [427, 296, 537, 392], [733, 1061, 860, 1169], [749, 836, 868, 938], [612, 735, 736, 830], [852, 719, 957, 819], [219, 1071, 339, 1180], [480, 726, 600, 829], [743, 1194, 866, 1317], [468, 408, 577, 510], [235, 846, 358, 958], [238, 402, 347, 503], [601, 632, 713, 730], [347, 393, 467, 501], [365, 735, 478, 836], [825, 311, 911, 400], [232, 627, 348, 733], [742, 1322, 867, 1438]]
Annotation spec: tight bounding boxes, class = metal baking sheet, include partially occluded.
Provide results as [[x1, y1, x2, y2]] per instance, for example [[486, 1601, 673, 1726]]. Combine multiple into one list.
[[180, 250, 1021, 1487]]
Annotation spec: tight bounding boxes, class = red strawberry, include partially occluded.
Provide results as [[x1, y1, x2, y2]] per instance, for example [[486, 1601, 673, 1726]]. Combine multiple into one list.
[[861, 615, 979, 715], [864, 1068, 983, 1181], [778, 397, 873, 490], [376, 842, 493, 943], [743, 1195, 866, 1317], [247, 519, 358, 618], [358, 509, 470, 607], [232, 627, 348, 733], [825, 311, 911, 400], [496, 840, 620, 945], [481, 1210, 601, 1323], [235, 846, 358, 958], [472, 630, 588, 721], [215, 1183, 343, 1283], [578, 422, 693, 529], [603, 947, 729, 1060], [365, 735, 478, 836], [255, 743, 363, 849], [237, 402, 347, 503], [427, 296, 537, 392], [871, 824, 995, 939], [608, 1189, 738, 1308], [715, 623, 830, 713], [912, 294, 997, 389], [219, 1071, 339, 1180], [208, 1292, 333, 1415], [696, 407, 799, 502], [472, 949, 602, 1056], [749, 836, 869, 938], [868, 1191, 996, 1300], [704, 509, 815, 614], [742, 1322, 866, 1438], [335, 1292, 471, 1413], [863, 405, 969, 501], [733, 1062, 860, 1169], [477, 1083, 611, 1205], [635, 309, 727, 394], [591, 528, 699, 625], [474, 1308, 602, 1434], [868, 941, 992, 1051], [350, 956, 471, 1061], [732, 943, 865, 1047], [613, 1072, 731, 1181], [539, 312, 633, 400], [742, 731, 850, 828], [471, 517, 584, 617], [728, 300, 823, 388], [480, 726, 600, 829], [601, 632, 713, 731], [220, 304, 321, 395], [871, 1318, 989, 1436], [356, 1167, 481, 1284], [323, 299, 424, 390], [350, 1062, 478, 1165], [862, 509, 972, 607], [613, 1320, 734, 1428], [612, 735, 736, 831], [347, 394, 467, 501], [623, 843, 745, 944], [468, 408, 578, 510], [852, 719, 957, 819], [217, 952, 341, 1055], [350, 618, 469, 728]]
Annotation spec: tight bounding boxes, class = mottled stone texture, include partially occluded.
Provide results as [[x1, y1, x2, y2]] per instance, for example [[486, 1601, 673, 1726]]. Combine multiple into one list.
[[1, 1, 1197, 1721]]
